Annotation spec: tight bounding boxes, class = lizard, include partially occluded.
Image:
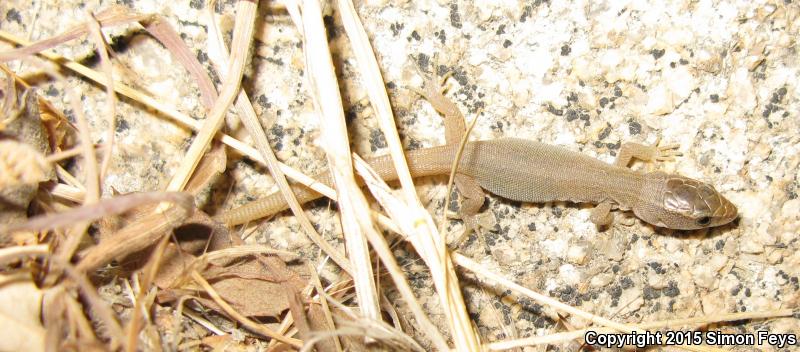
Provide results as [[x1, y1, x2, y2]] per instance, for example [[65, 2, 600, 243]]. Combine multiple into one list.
[[213, 69, 738, 232]]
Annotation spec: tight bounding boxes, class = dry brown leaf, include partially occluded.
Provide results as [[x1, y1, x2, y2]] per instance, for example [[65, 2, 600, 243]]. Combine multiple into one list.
[[90, 142, 224, 246], [200, 334, 236, 350], [0, 65, 77, 155], [153, 212, 308, 318], [164, 256, 308, 318], [75, 200, 193, 272], [0, 272, 45, 352], [38, 104, 76, 156], [288, 290, 312, 344], [149, 211, 233, 288], [204, 269, 306, 317], [308, 304, 338, 352], [0, 74, 51, 179]]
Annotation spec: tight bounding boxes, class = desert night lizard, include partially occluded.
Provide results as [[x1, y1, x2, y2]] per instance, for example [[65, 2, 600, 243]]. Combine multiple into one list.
[[213, 137, 738, 230]]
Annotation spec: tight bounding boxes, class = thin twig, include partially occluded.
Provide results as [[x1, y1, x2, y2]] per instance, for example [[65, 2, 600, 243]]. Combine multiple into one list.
[[0, 192, 193, 234], [85, 12, 117, 182], [0, 244, 49, 266], [453, 253, 643, 334], [45, 143, 105, 163]]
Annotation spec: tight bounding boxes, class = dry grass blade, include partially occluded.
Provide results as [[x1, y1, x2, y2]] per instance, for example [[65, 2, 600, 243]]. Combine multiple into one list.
[[205, 0, 352, 274], [336, 0, 415, 197], [50, 183, 85, 203], [163, 0, 256, 194], [85, 12, 117, 182], [352, 155, 451, 351], [53, 164, 84, 191], [125, 233, 172, 352], [304, 289, 426, 352], [334, 3, 479, 348], [50, 257, 126, 349], [202, 245, 296, 263], [142, 17, 218, 108], [453, 253, 724, 351], [334, 3, 462, 347], [439, 112, 480, 238], [172, 296, 225, 349], [0, 192, 192, 234], [287, 290, 313, 346], [45, 143, 105, 163], [0, 30, 340, 204], [41, 287, 83, 349], [300, 0, 379, 322], [184, 141, 227, 194], [453, 253, 643, 334], [0, 6, 148, 62], [0, 244, 49, 265]]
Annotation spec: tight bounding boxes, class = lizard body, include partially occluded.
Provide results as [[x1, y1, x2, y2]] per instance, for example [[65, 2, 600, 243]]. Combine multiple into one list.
[[214, 137, 737, 230]]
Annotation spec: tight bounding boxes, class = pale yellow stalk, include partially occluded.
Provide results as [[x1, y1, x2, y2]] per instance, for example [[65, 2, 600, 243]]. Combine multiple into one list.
[[299, 0, 380, 325]]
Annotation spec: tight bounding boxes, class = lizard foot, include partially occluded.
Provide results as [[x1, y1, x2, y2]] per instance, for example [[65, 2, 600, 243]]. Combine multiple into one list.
[[408, 63, 462, 120], [615, 137, 683, 169], [448, 211, 496, 248], [651, 137, 683, 162], [590, 200, 615, 228]]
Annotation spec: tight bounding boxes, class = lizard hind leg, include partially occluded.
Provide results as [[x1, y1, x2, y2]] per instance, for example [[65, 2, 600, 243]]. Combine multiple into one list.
[[449, 173, 495, 248]]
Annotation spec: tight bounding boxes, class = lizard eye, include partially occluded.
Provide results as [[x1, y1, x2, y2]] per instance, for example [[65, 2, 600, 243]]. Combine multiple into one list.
[[696, 216, 711, 226]]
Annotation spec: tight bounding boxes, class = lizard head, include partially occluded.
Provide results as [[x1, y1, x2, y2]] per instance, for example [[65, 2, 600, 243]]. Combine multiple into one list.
[[635, 173, 738, 230]]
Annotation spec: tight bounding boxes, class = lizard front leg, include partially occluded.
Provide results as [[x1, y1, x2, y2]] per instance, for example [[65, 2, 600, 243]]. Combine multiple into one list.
[[591, 138, 682, 227], [613, 137, 682, 168]]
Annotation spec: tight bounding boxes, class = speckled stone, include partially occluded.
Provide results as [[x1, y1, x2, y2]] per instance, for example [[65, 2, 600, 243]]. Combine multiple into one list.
[[2, 0, 798, 350]]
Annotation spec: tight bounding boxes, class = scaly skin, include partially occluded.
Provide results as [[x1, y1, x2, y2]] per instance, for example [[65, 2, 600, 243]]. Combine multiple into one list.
[[214, 137, 737, 230]]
